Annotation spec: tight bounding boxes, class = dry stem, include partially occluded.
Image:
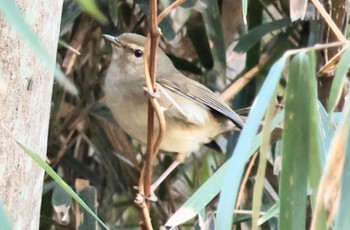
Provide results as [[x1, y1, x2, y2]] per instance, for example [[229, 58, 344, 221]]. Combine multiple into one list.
[[136, 1, 186, 228]]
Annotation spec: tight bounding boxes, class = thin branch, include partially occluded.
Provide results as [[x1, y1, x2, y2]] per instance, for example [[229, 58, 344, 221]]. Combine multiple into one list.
[[310, 0, 346, 42], [236, 152, 258, 209], [137, 1, 186, 229], [220, 56, 269, 103], [157, 0, 186, 23]]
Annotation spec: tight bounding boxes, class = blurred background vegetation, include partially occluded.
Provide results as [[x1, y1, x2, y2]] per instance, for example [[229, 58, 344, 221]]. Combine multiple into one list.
[[7, 0, 345, 229]]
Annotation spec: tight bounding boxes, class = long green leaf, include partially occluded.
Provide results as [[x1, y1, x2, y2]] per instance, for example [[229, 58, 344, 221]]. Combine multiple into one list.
[[235, 19, 292, 53], [215, 56, 288, 230], [166, 110, 285, 227], [252, 97, 276, 229], [280, 51, 319, 230], [15, 141, 109, 230]]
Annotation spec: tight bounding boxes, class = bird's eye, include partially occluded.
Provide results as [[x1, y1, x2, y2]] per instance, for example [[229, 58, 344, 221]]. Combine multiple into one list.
[[134, 49, 143, 58]]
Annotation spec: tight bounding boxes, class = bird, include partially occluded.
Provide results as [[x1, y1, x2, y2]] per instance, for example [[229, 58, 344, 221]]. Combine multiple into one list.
[[103, 33, 244, 196]]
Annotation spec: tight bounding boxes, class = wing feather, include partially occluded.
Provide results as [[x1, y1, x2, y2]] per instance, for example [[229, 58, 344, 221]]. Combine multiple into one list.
[[157, 77, 244, 129]]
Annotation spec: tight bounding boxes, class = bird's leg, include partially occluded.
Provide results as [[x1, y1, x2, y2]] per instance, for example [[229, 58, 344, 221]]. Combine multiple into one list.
[[150, 152, 189, 196], [135, 159, 181, 202], [150, 160, 180, 192]]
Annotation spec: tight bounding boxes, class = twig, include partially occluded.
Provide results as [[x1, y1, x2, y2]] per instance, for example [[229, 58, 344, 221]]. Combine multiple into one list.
[[136, 0, 161, 229], [137, 1, 186, 229], [62, 14, 92, 75], [236, 152, 258, 209], [310, 0, 346, 42], [220, 56, 269, 103], [157, 0, 186, 23]]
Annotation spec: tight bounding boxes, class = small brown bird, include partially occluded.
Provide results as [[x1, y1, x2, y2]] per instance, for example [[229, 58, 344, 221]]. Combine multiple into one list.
[[103, 33, 243, 193]]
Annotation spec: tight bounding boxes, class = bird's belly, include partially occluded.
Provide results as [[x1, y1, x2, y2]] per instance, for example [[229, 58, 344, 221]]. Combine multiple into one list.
[[105, 86, 224, 156], [108, 101, 220, 152], [107, 99, 149, 144]]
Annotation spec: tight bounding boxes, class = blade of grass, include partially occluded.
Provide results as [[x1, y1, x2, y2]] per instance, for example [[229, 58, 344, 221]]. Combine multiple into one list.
[[215, 56, 288, 230], [166, 110, 285, 227], [258, 201, 279, 225], [252, 97, 276, 229], [15, 141, 109, 230]]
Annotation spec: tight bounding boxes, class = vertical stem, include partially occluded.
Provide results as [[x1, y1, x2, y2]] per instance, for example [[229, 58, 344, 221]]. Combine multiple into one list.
[[144, 0, 160, 198], [138, 1, 184, 228]]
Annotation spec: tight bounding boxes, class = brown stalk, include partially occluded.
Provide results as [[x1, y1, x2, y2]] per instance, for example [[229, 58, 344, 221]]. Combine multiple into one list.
[[235, 152, 258, 209], [157, 0, 186, 23], [220, 56, 269, 103], [136, 1, 186, 228], [136, 0, 161, 229], [62, 14, 92, 75]]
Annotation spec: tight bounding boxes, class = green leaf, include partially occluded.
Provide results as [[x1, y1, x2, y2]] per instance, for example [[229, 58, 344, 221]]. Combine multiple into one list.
[[188, 26, 213, 70], [159, 19, 176, 41], [77, 186, 98, 229], [215, 56, 288, 230], [0, 0, 78, 95], [0, 205, 12, 230], [202, 0, 227, 86], [318, 102, 335, 166], [134, 0, 176, 40], [280, 51, 320, 230], [77, 0, 108, 24], [235, 19, 293, 53], [15, 141, 109, 230], [107, 0, 119, 26], [252, 97, 276, 229], [258, 201, 279, 225], [43, 180, 57, 195], [328, 47, 350, 113], [166, 111, 285, 227], [52, 183, 72, 223]]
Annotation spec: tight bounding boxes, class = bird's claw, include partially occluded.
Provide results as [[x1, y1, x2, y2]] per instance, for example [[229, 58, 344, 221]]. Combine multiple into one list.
[[133, 186, 158, 202], [143, 86, 160, 98]]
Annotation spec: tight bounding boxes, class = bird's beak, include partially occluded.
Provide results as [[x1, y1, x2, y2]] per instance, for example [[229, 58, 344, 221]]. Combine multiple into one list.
[[103, 34, 123, 47]]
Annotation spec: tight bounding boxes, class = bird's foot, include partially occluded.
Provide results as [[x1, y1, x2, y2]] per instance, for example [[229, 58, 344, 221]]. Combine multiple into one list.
[[133, 186, 158, 202], [143, 86, 160, 98]]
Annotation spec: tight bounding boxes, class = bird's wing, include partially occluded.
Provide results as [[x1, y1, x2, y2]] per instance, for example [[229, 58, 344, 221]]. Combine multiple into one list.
[[157, 77, 244, 129], [156, 80, 211, 125]]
